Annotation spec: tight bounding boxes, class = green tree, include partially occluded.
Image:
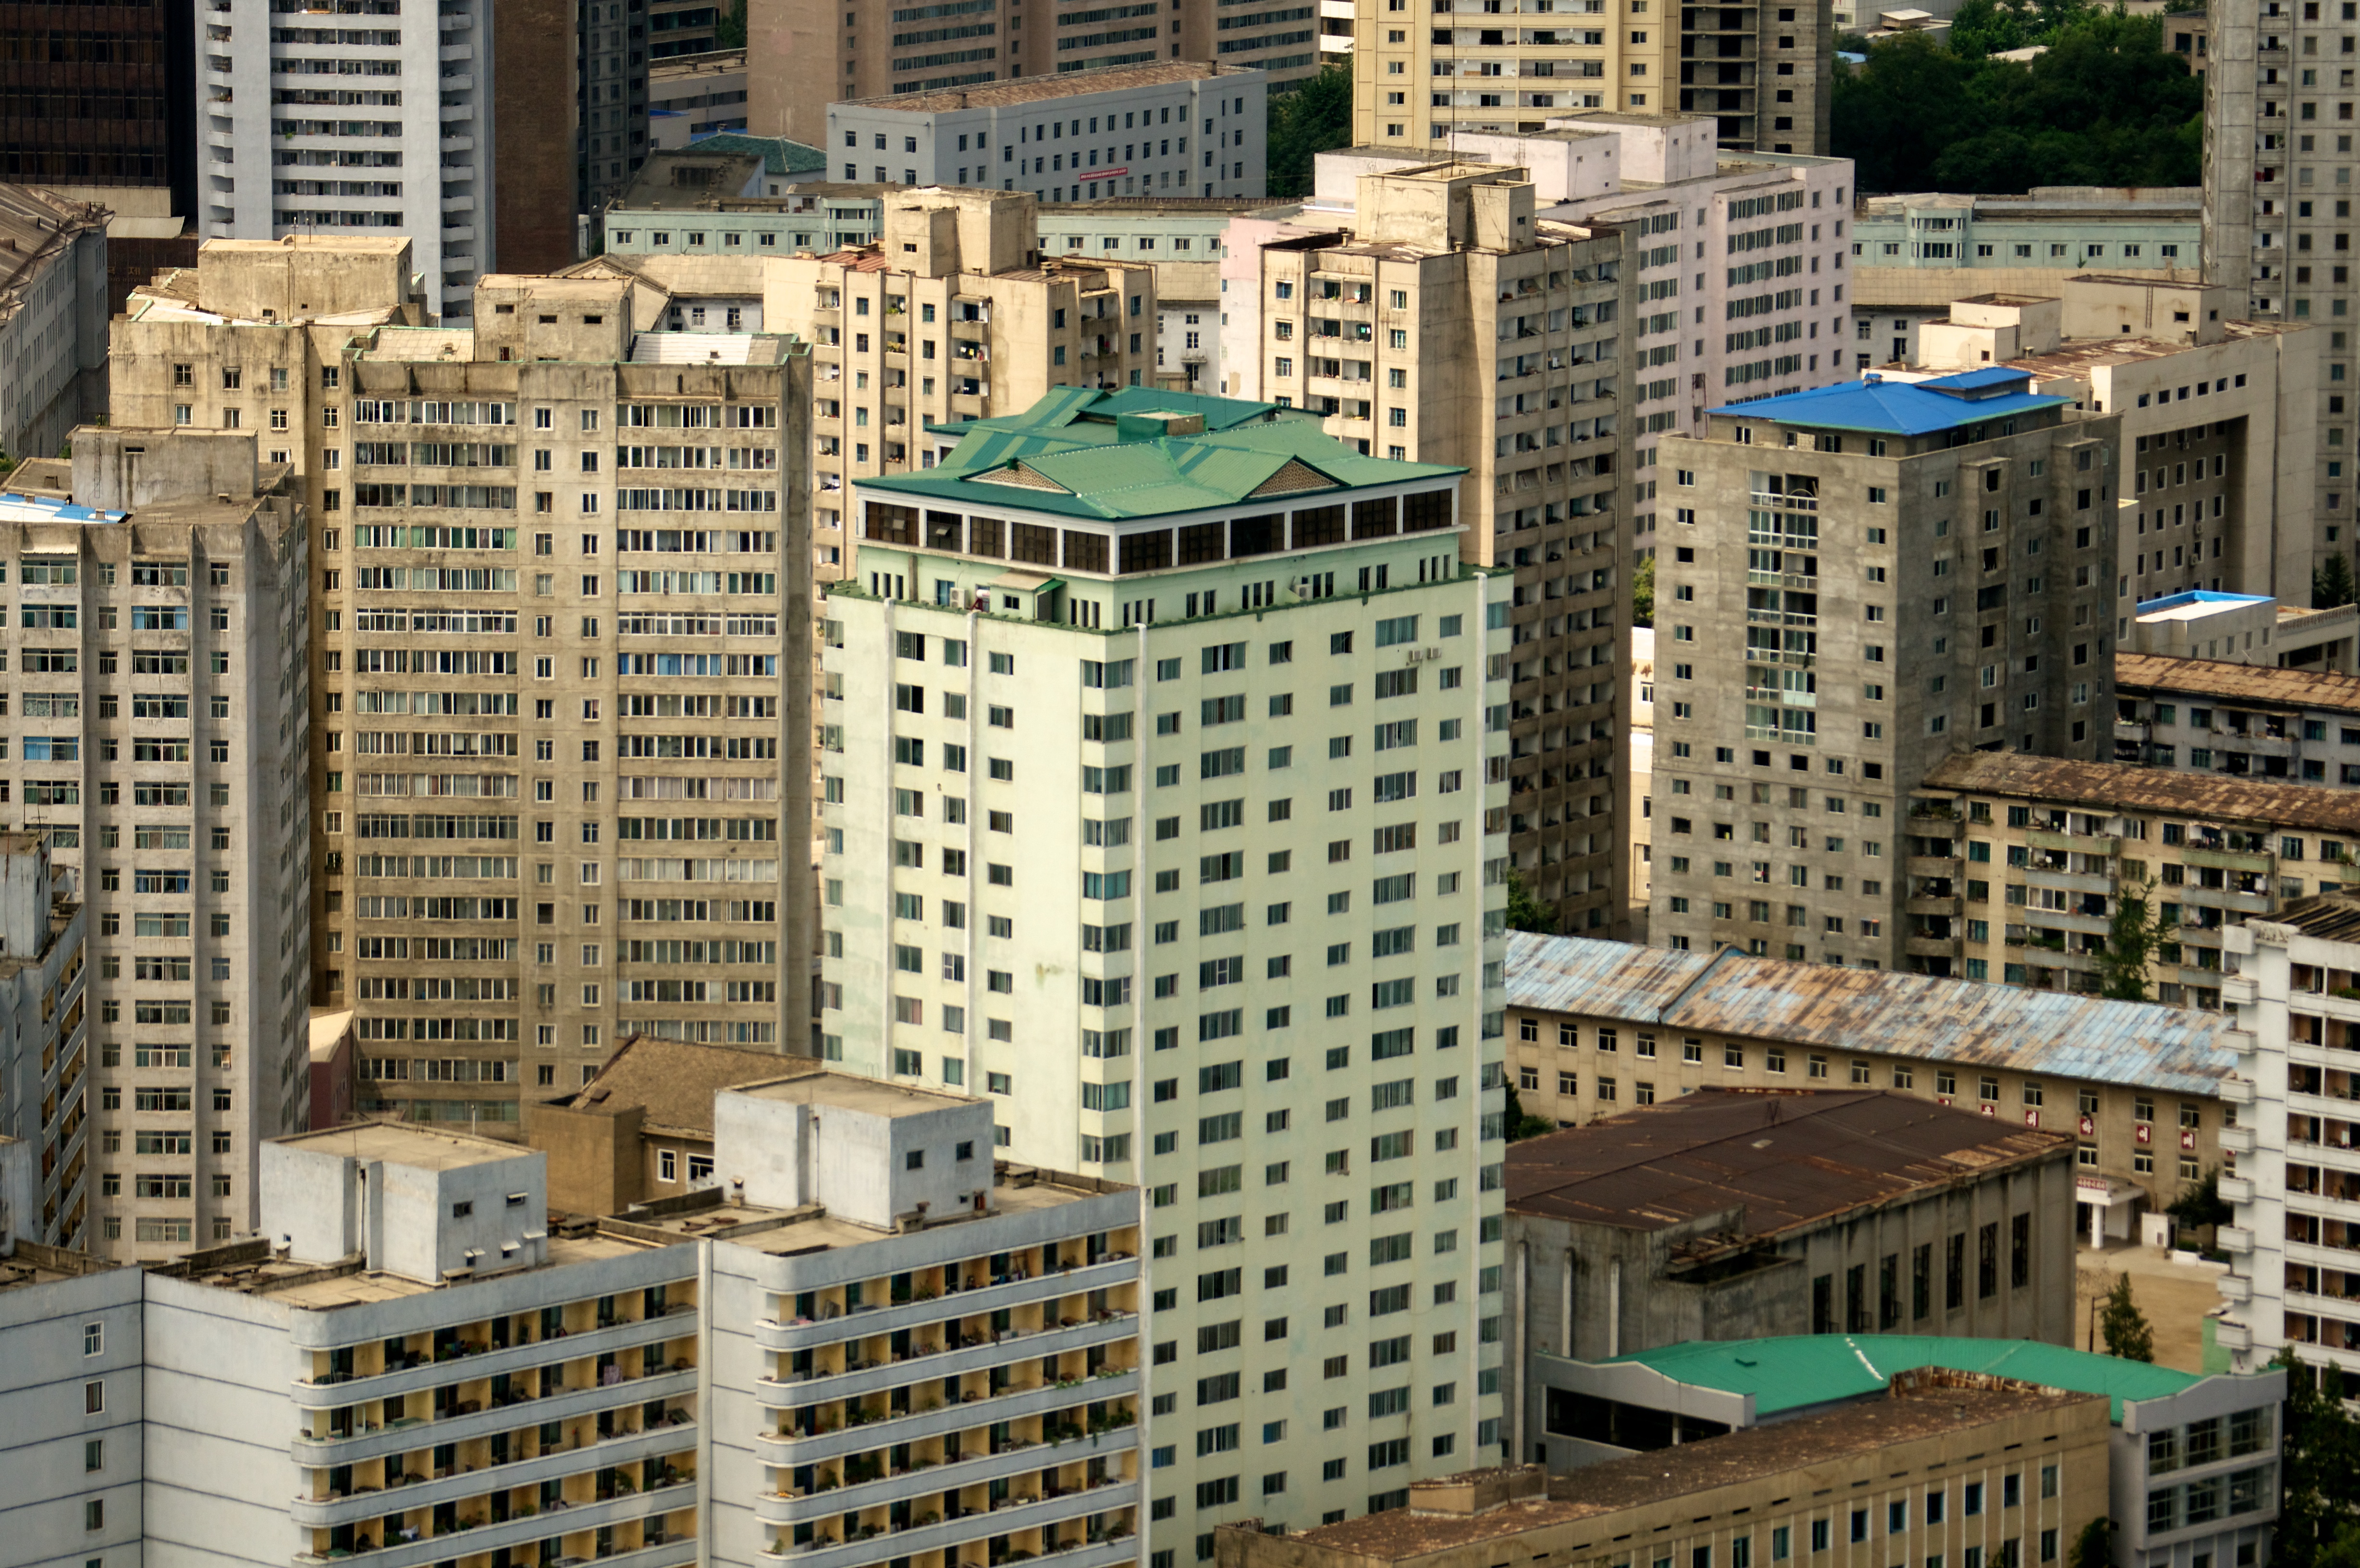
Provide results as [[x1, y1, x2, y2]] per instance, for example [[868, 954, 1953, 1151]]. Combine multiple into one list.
[[1266, 63, 1352, 200], [2275, 1351, 2360, 1568], [715, 0, 747, 49], [2317, 551, 2358, 610], [2098, 1273, 2153, 1362], [1505, 869, 1556, 935], [1503, 1082, 1556, 1140], [1632, 553, 1655, 629], [2166, 1167, 2232, 1238], [2096, 876, 2163, 1001], [2065, 1518, 2112, 1568]]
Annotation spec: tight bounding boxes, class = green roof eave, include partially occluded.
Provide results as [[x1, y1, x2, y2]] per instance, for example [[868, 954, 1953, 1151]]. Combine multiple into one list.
[[1603, 1334, 2213, 1424]]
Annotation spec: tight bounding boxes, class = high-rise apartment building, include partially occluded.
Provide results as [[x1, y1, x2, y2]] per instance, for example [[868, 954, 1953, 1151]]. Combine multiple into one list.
[[0, 837, 91, 1248], [110, 239, 815, 1131], [199, 0, 577, 322], [2222, 891, 2360, 1374], [0, 185, 111, 465], [1349, 0, 1831, 154], [748, 0, 1317, 153], [575, 0, 651, 215], [0, 425, 311, 1258], [1223, 159, 1634, 931], [1648, 369, 2120, 968], [593, 189, 1158, 581], [2201, 1, 2358, 560], [0, 0, 196, 215], [818, 385, 1513, 1537]]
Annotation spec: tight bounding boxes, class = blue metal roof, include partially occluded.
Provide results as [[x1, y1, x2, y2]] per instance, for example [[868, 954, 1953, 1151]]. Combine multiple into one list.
[[2136, 590, 2272, 612], [1707, 369, 2070, 436], [0, 490, 124, 526]]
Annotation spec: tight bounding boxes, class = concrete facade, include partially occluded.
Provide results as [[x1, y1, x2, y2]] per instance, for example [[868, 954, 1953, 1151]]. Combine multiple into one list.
[[0, 1080, 1143, 1568], [1909, 749, 2360, 1010], [2221, 895, 2360, 1377], [1222, 159, 1636, 933], [2123, 594, 2360, 675], [0, 425, 312, 1260], [108, 240, 816, 1132], [0, 842, 91, 1249], [825, 63, 1270, 202], [1349, 0, 1835, 157], [2116, 652, 2360, 783], [589, 189, 1157, 580], [1503, 931, 2236, 1239], [648, 51, 750, 151], [822, 386, 1514, 1537], [1853, 189, 2204, 325], [1875, 278, 2320, 613], [1647, 370, 2120, 970], [0, 187, 110, 468]]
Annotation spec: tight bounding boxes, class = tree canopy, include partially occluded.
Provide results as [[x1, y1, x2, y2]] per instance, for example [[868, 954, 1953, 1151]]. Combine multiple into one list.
[[1267, 63, 1352, 199], [1832, 10, 2201, 194]]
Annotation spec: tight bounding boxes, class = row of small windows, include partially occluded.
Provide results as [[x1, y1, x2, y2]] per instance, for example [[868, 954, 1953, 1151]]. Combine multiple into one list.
[[862, 492, 1455, 570]]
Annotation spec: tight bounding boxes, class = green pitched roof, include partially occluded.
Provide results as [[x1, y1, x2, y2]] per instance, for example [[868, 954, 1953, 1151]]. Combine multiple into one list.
[[873, 388, 1465, 522], [1611, 1335, 2208, 1424], [684, 132, 828, 177]]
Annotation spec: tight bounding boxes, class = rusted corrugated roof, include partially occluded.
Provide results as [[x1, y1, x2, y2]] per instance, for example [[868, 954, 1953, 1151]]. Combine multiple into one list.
[[1506, 932, 2235, 1095], [2270, 891, 2360, 942], [2115, 652, 2360, 717], [1921, 748, 2360, 832], [1506, 1089, 2070, 1234]]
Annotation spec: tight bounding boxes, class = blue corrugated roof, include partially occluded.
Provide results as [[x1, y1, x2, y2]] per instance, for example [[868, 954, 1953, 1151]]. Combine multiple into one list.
[[1506, 932, 2236, 1095], [0, 490, 124, 525], [2137, 590, 2272, 612], [1708, 370, 2070, 435]]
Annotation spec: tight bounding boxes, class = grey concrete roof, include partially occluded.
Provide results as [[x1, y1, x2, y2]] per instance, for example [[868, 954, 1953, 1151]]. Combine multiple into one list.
[[1505, 933, 2237, 1096]]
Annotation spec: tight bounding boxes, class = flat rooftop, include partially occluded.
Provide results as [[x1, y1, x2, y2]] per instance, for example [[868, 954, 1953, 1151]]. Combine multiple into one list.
[[731, 1066, 976, 1118], [1506, 931, 2236, 1096], [836, 60, 1241, 114], [615, 1164, 1126, 1253], [2136, 589, 2274, 620], [1277, 1387, 2096, 1560], [1921, 748, 2360, 834], [0, 1238, 129, 1296], [1506, 1089, 2069, 1237], [2115, 652, 2360, 715], [169, 1229, 660, 1310], [275, 1121, 537, 1172]]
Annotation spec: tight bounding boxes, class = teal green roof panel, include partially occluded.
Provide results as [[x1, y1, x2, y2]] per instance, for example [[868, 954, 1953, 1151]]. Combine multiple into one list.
[[683, 133, 828, 177], [1609, 1334, 2205, 1423], [872, 388, 1463, 522]]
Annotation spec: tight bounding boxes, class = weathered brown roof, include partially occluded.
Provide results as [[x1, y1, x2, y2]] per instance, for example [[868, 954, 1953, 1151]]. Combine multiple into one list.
[[1506, 1089, 2069, 1234], [568, 1035, 806, 1137], [1920, 749, 2360, 833], [2268, 891, 2360, 943], [835, 60, 1237, 113], [2115, 652, 2360, 717], [1256, 1386, 2099, 1562]]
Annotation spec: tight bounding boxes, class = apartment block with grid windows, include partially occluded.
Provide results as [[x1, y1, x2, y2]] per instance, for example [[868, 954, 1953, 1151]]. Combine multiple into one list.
[[1222, 159, 1635, 935], [818, 385, 1513, 1542], [1647, 369, 2118, 971], [0, 426, 310, 1260], [109, 240, 816, 1132]]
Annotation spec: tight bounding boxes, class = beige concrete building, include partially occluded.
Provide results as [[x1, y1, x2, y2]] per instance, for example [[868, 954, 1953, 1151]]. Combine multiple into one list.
[[1909, 748, 2360, 1012], [2122, 592, 2359, 674], [1217, 1385, 2111, 1568], [108, 238, 817, 1135], [578, 188, 1157, 583], [1878, 276, 2322, 611], [0, 838, 90, 1249], [1504, 931, 2236, 1240], [2116, 651, 2360, 778], [1648, 369, 2120, 968], [0, 426, 312, 1258], [1223, 159, 1635, 933], [749, 0, 1317, 150], [1349, 0, 1833, 158], [0, 186, 109, 468]]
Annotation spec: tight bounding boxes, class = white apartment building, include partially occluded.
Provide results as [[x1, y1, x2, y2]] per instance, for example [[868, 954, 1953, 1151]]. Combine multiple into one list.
[[0, 1074, 1143, 1568], [820, 386, 1513, 1541], [825, 63, 1270, 202], [111, 244, 816, 1123], [2221, 893, 2360, 1376], [199, 0, 492, 321], [1442, 120, 1854, 487], [0, 427, 312, 1261]]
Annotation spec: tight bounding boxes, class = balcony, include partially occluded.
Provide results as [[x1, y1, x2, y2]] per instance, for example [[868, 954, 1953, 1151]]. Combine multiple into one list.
[[295, 1311, 699, 1404], [2184, 845, 2274, 874], [294, 1370, 698, 1466], [2022, 867, 2111, 896], [1904, 934, 1956, 959], [763, 1488, 1137, 1568], [758, 1315, 1135, 1407], [1907, 894, 1963, 919], [2219, 1076, 2256, 1104], [2180, 884, 2273, 916], [754, 1369, 1138, 1468], [291, 1425, 694, 1528], [293, 1475, 694, 1568], [757, 1427, 1138, 1525], [753, 1258, 1134, 1352], [1905, 854, 1961, 878], [2217, 1224, 2256, 1252], [2219, 1273, 2252, 1303]]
